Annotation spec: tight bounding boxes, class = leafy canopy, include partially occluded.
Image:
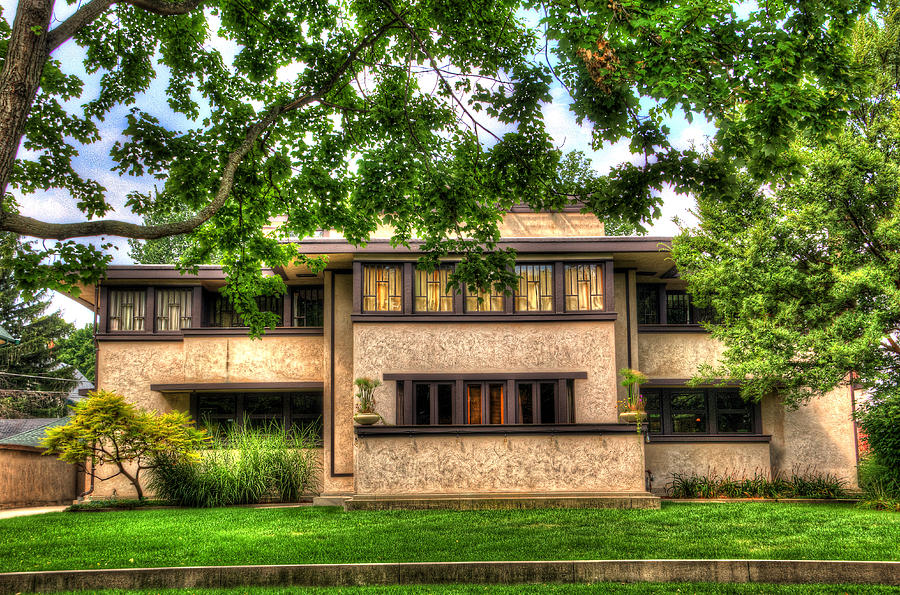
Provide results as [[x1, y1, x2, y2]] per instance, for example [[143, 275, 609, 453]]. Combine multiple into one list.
[[671, 7, 900, 407], [0, 0, 875, 334], [43, 390, 208, 499]]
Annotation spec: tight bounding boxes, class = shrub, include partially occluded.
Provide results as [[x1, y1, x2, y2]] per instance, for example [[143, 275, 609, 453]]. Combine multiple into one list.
[[855, 389, 900, 508], [43, 391, 208, 500], [666, 469, 847, 499], [149, 421, 320, 507]]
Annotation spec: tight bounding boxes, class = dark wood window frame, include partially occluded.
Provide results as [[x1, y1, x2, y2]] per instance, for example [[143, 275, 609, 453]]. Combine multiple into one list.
[[292, 286, 325, 328], [353, 260, 615, 321], [189, 390, 325, 444], [98, 284, 326, 337], [636, 283, 711, 332], [388, 372, 585, 425], [642, 386, 763, 438]]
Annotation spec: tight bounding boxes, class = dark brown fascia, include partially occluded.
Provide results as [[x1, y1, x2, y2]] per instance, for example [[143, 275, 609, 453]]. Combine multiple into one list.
[[150, 381, 324, 393], [279, 236, 674, 254]]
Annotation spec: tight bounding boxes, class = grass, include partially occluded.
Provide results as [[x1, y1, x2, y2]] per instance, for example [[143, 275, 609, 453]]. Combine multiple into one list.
[[30, 585, 900, 595], [0, 503, 898, 573]]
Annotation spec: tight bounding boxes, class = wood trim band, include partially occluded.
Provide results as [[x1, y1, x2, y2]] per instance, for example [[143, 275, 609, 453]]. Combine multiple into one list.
[[150, 382, 324, 393], [643, 378, 741, 386], [352, 313, 617, 323], [638, 324, 709, 333], [355, 423, 641, 437], [383, 372, 588, 381], [647, 434, 771, 443]]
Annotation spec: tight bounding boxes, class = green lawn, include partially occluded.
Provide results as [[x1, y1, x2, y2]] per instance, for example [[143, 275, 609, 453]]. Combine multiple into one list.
[[0, 503, 897, 573], [30, 585, 900, 595]]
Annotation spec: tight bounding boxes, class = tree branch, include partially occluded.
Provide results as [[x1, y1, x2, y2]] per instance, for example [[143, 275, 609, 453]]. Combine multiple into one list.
[[46, 0, 204, 52], [4, 12, 401, 242]]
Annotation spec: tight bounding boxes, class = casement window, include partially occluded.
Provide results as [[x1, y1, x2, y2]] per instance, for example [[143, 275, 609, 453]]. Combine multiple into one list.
[[516, 380, 573, 424], [465, 284, 505, 312], [362, 264, 402, 312], [412, 382, 454, 425], [205, 292, 283, 327], [514, 264, 554, 312], [637, 284, 714, 326], [194, 391, 323, 442], [641, 387, 758, 435], [564, 263, 604, 311], [396, 375, 579, 425], [156, 288, 193, 330], [108, 289, 146, 331], [465, 381, 505, 424], [414, 266, 454, 312], [293, 287, 324, 327]]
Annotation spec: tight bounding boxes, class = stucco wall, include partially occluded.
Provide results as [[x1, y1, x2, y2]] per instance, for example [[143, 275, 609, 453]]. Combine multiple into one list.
[[323, 272, 355, 494], [644, 442, 772, 494], [355, 433, 645, 494], [352, 321, 618, 424], [98, 336, 324, 413], [637, 332, 724, 379], [0, 447, 77, 508], [763, 387, 859, 488]]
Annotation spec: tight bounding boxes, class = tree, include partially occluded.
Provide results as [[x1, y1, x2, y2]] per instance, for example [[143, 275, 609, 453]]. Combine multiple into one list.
[[42, 390, 208, 500], [670, 10, 900, 407], [56, 324, 95, 383], [128, 206, 220, 265], [0, 0, 873, 334], [0, 234, 74, 417]]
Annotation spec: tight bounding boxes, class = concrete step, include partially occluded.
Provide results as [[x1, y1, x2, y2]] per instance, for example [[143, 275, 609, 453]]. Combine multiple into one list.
[[344, 492, 660, 511], [312, 495, 352, 507]]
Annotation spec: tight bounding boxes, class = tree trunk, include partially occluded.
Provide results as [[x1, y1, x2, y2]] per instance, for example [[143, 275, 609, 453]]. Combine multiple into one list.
[[0, 0, 52, 207]]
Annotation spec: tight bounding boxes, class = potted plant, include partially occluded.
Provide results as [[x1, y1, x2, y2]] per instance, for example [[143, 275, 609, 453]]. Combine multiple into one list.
[[353, 377, 383, 425], [618, 368, 647, 430]]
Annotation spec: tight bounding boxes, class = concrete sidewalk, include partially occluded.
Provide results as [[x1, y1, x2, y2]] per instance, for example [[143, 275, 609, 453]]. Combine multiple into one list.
[[0, 505, 67, 520]]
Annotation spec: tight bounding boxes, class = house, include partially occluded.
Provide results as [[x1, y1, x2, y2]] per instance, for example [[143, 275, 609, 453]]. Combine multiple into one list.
[[0, 417, 78, 508], [66, 210, 860, 507]]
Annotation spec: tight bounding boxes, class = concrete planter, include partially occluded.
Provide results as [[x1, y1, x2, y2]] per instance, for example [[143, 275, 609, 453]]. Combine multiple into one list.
[[618, 411, 644, 424], [353, 412, 381, 425]]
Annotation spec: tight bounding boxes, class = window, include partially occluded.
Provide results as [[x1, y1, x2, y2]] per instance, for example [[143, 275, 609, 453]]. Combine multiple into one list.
[[194, 391, 324, 443], [637, 284, 713, 326], [413, 382, 454, 425], [205, 292, 283, 327], [642, 387, 757, 435], [396, 375, 578, 425], [465, 284, 505, 312], [293, 287, 324, 327], [108, 289, 146, 331], [466, 381, 505, 424], [156, 288, 193, 330], [362, 264, 402, 312], [637, 284, 660, 324], [666, 291, 692, 324], [514, 264, 553, 312], [415, 267, 454, 312], [564, 264, 604, 311]]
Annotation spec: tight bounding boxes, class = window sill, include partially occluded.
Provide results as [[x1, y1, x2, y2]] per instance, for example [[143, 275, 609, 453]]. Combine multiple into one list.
[[352, 312, 618, 323], [355, 423, 641, 437], [96, 327, 324, 341], [638, 324, 709, 333], [647, 434, 771, 443]]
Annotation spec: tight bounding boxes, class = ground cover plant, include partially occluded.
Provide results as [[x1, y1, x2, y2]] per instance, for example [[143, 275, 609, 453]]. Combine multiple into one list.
[[666, 471, 848, 499], [0, 503, 898, 573], [148, 421, 320, 507], [31, 584, 900, 595]]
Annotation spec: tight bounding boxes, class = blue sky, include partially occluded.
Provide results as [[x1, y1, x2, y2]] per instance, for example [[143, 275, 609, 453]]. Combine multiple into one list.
[[1, 1, 715, 326]]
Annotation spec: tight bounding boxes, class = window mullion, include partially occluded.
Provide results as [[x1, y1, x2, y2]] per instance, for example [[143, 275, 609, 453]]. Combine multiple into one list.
[[708, 389, 717, 435], [430, 383, 438, 425]]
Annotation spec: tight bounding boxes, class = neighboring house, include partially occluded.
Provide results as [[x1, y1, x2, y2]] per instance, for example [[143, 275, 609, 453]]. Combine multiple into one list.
[[0, 417, 78, 508], [66, 369, 95, 405], [67, 211, 860, 506]]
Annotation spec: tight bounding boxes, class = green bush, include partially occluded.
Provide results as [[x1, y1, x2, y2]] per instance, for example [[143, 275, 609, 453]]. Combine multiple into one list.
[[666, 470, 847, 499], [148, 421, 320, 507], [856, 390, 900, 508]]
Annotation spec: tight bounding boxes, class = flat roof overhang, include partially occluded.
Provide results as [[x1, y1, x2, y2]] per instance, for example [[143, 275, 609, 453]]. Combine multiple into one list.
[[150, 381, 324, 393]]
